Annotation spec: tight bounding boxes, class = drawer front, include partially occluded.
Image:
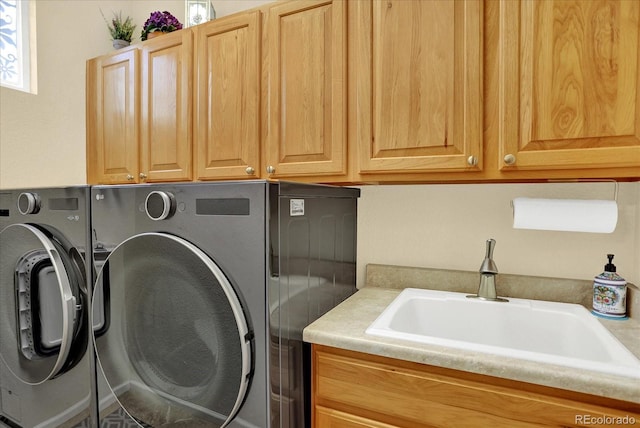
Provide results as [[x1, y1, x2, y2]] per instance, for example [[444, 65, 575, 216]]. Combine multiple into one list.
[[313, 345, 640, 428], [315, 406, 398, 428]]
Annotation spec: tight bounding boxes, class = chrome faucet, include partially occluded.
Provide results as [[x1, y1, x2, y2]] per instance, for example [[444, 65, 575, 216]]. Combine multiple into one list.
[[467, 239, 508, 302]]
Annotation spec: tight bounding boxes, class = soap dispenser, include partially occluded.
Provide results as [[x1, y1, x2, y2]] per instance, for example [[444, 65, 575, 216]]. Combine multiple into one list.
[[592, 254, 627, 319]]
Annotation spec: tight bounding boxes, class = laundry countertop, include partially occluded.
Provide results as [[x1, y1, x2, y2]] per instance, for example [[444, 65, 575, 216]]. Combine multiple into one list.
[[303, 286, 640, 404]]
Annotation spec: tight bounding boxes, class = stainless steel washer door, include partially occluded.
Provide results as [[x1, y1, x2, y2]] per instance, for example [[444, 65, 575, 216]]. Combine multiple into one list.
[[0, 224, 77, 385], [93, 233, 252, 427]]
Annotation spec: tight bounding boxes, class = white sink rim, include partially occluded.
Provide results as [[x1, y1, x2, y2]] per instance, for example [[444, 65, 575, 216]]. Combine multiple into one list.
[[366, 288, 640, 379]]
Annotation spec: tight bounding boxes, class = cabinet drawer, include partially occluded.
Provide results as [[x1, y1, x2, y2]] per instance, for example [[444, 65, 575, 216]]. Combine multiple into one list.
[[313, 345, 640, 428], [315, 406, 398, 428]]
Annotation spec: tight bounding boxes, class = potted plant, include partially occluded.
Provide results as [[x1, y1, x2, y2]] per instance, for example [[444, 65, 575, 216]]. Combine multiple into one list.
[[141, 11, 183, 41], [101, 10, 136, 49]]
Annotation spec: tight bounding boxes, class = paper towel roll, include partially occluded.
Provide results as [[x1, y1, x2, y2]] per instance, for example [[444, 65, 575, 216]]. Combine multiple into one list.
[[512, 197, 618, 233]]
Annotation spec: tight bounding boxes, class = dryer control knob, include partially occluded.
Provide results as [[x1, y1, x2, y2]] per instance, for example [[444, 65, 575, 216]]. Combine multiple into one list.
[[145, 191, 176, 221], [18, 192, 41, 215]]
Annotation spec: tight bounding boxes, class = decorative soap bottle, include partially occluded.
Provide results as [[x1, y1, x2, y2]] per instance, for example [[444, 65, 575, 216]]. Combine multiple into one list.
[[592, 254, 627, 319]]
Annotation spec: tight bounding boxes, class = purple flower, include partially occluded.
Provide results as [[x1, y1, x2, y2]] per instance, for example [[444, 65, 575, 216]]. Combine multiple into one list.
[[141, 11, 182, 40]]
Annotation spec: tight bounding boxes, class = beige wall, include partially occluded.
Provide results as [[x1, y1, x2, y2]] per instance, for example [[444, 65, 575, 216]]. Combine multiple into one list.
[[357, 182, 640, 287], [1, 1, 638, 287]]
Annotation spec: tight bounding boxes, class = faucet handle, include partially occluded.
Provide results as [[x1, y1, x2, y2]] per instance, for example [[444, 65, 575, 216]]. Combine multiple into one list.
[[479, 239, 498, 274], [485, 238, 496, 259]]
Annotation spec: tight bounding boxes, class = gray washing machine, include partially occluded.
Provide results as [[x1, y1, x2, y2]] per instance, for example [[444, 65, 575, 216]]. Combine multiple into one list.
[[90, 181, 359, 427], [0, 187, 97, 428]]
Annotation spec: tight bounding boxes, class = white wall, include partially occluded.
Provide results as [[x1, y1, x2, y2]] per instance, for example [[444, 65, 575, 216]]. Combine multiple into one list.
[[634, 182, 640, 284], [357, 182, 640, 286], [0, 0, 272, 189], [0, 1, 132, 188]]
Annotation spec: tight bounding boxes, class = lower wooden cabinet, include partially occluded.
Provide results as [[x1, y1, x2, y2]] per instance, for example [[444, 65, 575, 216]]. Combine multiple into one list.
[[312, 345, 640, 428]]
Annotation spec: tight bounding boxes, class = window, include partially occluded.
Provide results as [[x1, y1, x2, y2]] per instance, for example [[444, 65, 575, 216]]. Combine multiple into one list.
[[185, 0, 215, 28], [0, 0, 36, 93]]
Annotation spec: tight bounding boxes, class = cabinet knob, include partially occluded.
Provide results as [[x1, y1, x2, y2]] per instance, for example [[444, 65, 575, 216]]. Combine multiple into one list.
[[139, 173, 148, 180], [504, 154, 516, 165], [245, 166, 255, 175], [126, 174, 134, 181], [266, 165, 276, 174], [467, 156, 478, 166]]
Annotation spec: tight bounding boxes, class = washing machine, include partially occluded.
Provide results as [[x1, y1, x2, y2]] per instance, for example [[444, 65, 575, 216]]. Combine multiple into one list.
[[0, 187, 97, 428], [90, 181, 359, 427]]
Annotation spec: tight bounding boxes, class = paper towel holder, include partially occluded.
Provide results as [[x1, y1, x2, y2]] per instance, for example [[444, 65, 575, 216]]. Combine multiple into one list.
[[509, 179, 619, 208], [510, 180, 619, 233], [546, 179, 618, 202]]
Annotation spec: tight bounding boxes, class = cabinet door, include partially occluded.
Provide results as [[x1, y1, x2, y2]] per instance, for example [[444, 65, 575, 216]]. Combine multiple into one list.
[[89, 49, 139, 184], [265, 0, 347, 179], [194, 11, 261, 180], [497, 0, 640, 171], [355, 1, 483, 174], [140, 30, 193, 182]]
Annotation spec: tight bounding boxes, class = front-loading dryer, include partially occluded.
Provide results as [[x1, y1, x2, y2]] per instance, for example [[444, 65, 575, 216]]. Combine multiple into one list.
[[90, 181, 359, 427], [0, 187, 97, 428]]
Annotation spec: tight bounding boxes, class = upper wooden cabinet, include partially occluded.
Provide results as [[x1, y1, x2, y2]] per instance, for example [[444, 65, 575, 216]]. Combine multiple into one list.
[[495, 0, 640, 172], [87, 31, 193, 184], [353, 0, 483, 175], [88, 0, 640, 185], [264, 0, 348, 180], [140, 31, 193, 182], [194, 11, 262, 180], [87, 49, 139, 184]]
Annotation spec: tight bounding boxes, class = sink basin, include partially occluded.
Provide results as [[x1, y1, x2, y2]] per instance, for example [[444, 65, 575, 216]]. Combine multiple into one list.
[[366, 288, 640, 378]]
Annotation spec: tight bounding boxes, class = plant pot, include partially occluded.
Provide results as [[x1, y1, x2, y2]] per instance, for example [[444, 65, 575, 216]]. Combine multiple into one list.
[[146, 31, 167, 40], [112, 39, 130, 49]]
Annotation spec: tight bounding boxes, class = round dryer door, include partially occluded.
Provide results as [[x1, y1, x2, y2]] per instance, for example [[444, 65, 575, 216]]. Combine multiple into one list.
[[0, 224, 79, 385], [93, 232, 252, 427]]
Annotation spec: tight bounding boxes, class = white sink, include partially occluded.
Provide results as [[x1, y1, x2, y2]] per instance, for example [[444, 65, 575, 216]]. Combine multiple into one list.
[[366, 288, 640, 378]]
